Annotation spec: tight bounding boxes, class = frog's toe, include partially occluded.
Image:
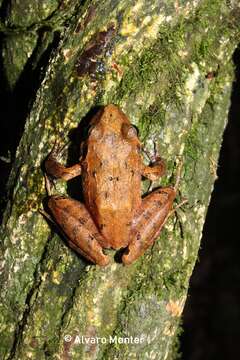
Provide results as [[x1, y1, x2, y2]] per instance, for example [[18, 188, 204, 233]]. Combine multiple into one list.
[[122, 243, 140, 265]]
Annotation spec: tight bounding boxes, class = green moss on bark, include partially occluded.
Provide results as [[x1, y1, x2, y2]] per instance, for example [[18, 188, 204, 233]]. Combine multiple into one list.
[[2, 32, 38, 90], [6, 0, 63, 28]]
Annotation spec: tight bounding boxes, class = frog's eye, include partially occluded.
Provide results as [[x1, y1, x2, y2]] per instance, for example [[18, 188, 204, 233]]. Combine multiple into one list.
[[132, 125, 139, 136], [122, 124, 139, 139]]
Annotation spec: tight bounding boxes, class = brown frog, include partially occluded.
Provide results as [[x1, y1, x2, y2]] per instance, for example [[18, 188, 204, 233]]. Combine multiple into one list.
[[44, 104, 179, 266]]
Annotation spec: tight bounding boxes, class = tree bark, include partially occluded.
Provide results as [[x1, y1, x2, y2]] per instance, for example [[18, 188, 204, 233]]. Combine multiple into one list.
[[0, 1, 240, 359]]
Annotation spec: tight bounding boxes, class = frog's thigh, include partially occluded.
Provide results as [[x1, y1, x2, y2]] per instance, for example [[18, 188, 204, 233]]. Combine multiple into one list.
[[122, 187, 176, 265], [48, 195, 109, 266]]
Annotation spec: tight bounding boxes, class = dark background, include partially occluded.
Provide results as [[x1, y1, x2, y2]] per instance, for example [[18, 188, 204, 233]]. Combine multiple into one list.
[[181, 47, 240, 360], [0, 34, 240, 359]]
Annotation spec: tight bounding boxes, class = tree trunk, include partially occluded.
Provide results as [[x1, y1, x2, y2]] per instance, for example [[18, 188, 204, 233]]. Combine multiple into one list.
[[0, 1, 239, 359]]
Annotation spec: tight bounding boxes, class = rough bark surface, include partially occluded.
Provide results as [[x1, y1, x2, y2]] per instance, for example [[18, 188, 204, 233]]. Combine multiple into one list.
[[0, 1, 240, 359]]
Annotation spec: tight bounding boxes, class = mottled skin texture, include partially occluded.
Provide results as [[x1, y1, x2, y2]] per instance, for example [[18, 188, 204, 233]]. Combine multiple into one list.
[[44, 104, 176, 265]]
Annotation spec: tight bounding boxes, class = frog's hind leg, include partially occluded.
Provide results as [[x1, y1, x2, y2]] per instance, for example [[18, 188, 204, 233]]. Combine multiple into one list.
[[122, 186, 176, 265], [46, 195, 110, 266], [122, 159, 186, 265]]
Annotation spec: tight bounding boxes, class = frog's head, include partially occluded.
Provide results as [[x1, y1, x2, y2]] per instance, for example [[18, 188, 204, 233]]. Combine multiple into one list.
[[88, 104, 140, 146]]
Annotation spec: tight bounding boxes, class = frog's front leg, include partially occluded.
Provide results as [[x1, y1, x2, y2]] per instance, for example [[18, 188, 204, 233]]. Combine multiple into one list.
[[47, 195, 110, 266], [142, 157, 166, 181], [122, 186, 176, 265], [45, 143, 82, 181]]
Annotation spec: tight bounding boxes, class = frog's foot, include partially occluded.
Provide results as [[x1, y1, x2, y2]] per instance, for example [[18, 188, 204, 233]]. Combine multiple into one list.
[[47, 195, 110, 266], [122, 186, 176, 265], [142, 156, 166, 182], [142, 143, 166, 182]]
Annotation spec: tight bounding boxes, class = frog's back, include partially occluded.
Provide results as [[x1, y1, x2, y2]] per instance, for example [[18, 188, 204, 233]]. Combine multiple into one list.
[[81, 105, 142, 249]]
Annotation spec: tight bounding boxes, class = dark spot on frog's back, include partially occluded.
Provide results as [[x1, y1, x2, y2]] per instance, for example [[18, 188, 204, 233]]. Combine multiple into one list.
[[88, 234, 95, 242], [108, 176, 119, 182], [136, 232, 141, 241], [143, 212, 151, 220], [78, 217, 87, 225]]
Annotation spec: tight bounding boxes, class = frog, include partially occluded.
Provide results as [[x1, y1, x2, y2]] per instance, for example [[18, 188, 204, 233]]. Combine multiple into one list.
[[43, 104, 180, 266]]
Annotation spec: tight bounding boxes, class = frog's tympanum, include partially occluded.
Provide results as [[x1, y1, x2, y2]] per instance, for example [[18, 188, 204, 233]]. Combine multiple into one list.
[[44, 105, 178, 266]]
